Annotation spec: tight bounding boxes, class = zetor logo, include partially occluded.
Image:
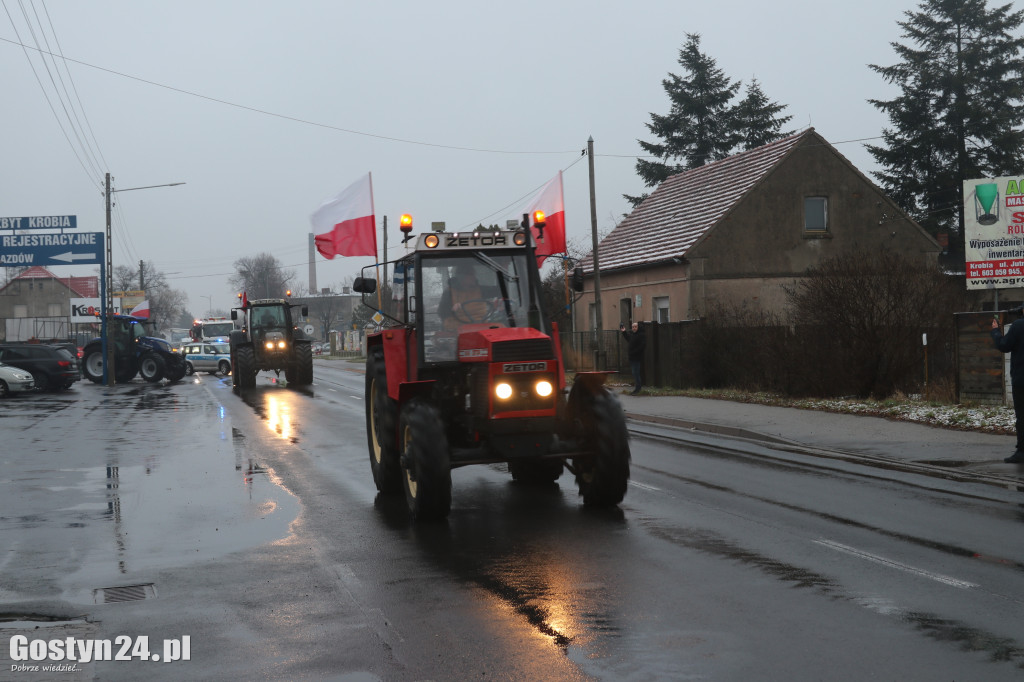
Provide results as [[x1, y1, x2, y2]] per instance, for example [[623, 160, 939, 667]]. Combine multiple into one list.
[[502, 362, 547, 373], [446, 234, 507, 248]]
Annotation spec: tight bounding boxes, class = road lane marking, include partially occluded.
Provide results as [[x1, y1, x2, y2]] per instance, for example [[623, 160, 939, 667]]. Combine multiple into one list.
[[629, 481, 662, 492], [815, 539, 977, 589]]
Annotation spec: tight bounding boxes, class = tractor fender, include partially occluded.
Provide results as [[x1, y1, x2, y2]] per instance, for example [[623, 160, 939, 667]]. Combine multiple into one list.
[[565, 372, 616, 417], [397, 379, 435, 409], [366, 328, 413, 401]]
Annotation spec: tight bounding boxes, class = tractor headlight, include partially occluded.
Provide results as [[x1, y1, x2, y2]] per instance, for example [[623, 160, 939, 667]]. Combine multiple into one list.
[[265, 341, 274, 350], [277, 340, 287, 349], [495, 382, 513, 400], [535, 380, 553, 397]]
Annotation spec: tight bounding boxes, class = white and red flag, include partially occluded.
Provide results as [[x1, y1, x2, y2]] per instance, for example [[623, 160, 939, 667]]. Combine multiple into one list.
[[129, 300, 150, 319], [311, 173, 378, 259], [525, 171, 566, 262]]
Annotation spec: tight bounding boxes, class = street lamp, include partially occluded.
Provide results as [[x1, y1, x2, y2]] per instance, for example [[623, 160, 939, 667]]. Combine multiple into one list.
[[202, 295, 213, 318], [103, 174, 185, 386]]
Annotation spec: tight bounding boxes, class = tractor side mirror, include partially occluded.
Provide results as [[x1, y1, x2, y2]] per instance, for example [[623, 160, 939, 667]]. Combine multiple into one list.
[[301, 305, 309, 317], [353, 277, 376, 294], [571, 267, 585, 292], [230, 310, 238, 321]]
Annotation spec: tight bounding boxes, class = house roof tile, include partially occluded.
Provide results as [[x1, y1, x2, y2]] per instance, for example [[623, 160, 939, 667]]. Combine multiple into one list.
[[582, 129, 811, 272], [4, 265, 98, 297]]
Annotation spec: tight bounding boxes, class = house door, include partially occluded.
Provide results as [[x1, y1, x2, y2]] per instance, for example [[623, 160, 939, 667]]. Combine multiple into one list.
[[619, 298, 632, 327]]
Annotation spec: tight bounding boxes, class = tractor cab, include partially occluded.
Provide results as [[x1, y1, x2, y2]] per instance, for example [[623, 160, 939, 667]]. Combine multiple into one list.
[[357, 228, 550, 364]]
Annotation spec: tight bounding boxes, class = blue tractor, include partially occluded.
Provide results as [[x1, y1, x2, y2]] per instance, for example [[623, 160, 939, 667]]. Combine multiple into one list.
[[81, 314, 188, 384]]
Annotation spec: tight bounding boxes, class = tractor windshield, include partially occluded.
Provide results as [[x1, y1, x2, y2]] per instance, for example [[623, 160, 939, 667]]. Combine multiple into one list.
[[420, 252, 541, 363], [252, 306, 285, 330]]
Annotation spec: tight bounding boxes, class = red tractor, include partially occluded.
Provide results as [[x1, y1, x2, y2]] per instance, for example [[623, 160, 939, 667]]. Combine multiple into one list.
[[353, 217, 630, 519]]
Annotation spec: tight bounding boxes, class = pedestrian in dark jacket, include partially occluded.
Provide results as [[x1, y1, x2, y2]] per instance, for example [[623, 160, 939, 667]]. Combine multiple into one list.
[[620, 321, 646, 395], [992, 312, 1024, 463]]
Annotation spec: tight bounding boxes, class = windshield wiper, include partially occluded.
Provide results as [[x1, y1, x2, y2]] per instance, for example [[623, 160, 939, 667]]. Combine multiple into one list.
[[474, 253, 519, 281]]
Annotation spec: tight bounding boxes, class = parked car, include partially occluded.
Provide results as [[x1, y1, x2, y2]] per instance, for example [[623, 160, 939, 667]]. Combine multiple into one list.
[[0, 361, 35, 397], [183, 343, 232, 376], [0, 344, 81, 391]]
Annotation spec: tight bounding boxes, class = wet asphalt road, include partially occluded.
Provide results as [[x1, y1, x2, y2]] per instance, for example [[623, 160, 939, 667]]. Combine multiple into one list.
[[1, 360, 1023, 680]]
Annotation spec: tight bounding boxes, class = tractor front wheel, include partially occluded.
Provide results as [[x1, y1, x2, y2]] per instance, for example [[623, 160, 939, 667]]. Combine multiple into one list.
[[139, 353, 166, 383], [399, 399, 451, 520], [235, 346, 257, 389]]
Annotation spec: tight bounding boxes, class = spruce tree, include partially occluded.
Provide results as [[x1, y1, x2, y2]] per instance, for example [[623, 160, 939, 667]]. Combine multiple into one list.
[[868, 0, 1024, 260], [628, 34, 739, 205], [628, 35, 792, 207], [732, 78, 794, 151]]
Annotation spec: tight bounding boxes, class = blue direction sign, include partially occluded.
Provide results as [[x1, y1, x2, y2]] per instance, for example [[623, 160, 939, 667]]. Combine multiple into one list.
[[0, 231, 103, 266], [0, 215, 77, 230]]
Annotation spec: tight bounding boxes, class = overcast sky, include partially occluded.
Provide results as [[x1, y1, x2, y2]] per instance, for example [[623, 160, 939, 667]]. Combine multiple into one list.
[[2, 0, 917, 315]]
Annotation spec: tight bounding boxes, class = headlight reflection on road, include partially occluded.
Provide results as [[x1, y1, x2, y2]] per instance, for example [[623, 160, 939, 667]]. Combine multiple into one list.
[[266, 395, 292, 441]]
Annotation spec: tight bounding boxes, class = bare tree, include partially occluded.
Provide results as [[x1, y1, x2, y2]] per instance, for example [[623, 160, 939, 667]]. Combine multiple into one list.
[[229, 253, 296, 300], [785, 248, 965, 398]]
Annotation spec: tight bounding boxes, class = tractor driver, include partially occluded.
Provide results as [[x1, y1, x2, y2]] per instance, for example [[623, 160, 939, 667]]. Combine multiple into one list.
[[254, 309, 278, 330], [440, 263, 489, 331]]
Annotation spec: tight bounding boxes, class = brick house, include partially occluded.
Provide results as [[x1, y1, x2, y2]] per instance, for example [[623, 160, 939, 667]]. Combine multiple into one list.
[[0, 266, 98, 341], [576, 128, 942, 330]]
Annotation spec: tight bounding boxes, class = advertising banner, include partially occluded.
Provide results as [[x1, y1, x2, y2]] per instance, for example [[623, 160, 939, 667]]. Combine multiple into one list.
[[964, 176, 1024, 290], [70, 298, 123, 323]]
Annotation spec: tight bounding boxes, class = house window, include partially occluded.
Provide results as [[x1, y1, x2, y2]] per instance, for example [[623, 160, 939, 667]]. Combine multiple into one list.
[[48, 303, 63, 317], [14, 304, 28, 318], [804, 197, 828, 232], [654, 296, 670, 323]]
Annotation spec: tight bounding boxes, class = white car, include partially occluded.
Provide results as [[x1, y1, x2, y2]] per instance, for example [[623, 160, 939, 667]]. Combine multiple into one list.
[[0, 361, 35, 397]]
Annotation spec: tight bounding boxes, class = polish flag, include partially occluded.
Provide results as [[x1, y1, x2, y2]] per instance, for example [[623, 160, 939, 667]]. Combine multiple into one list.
[[311, 173, 378, 259], [129, 300, 150, 319], [525, 171, 566, 262]]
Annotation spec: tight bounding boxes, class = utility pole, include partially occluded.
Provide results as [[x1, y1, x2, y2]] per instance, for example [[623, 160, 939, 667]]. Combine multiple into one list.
[[588, 136, 605, 368], [104, 173, 116, 386]]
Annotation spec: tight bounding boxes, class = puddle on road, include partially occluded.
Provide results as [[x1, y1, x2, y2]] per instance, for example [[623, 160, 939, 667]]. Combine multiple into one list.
[[2, 381, 301, 602]]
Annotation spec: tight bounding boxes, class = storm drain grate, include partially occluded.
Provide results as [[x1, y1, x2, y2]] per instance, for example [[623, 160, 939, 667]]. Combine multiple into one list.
[[92, 584, 157, 604]]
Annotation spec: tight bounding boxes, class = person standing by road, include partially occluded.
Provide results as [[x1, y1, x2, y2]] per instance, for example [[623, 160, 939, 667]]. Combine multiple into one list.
[[620, 321, 646, 395], [992, 312, 1024, 463]]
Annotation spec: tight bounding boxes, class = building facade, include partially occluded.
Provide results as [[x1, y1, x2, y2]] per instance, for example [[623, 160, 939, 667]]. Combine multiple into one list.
[[577, 129, 942, 329]]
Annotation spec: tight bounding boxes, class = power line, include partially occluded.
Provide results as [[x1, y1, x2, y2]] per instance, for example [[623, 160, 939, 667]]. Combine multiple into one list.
[[0, 34, 582, 157], [2, 2, 95, 183]]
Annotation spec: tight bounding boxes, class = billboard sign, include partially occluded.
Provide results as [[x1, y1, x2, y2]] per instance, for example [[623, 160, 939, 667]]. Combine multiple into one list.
[[964, 176, 1024, 290], [70, 298, 123, 323], [0, 215, 77, 230]]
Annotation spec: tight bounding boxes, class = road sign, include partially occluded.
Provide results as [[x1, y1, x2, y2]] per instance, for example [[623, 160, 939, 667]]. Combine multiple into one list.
[[0, 215, 77, 230], [0, 231, 103, 266]]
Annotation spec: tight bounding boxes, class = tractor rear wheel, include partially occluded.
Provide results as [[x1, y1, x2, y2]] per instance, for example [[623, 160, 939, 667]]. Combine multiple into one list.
[[139, 353, 166, 383], [295, 342, 313, 385], [572, 389, 630, 507], [82, 347, 104, 383], [399, 399, 451, 520], [365, 349, 402, 493]]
